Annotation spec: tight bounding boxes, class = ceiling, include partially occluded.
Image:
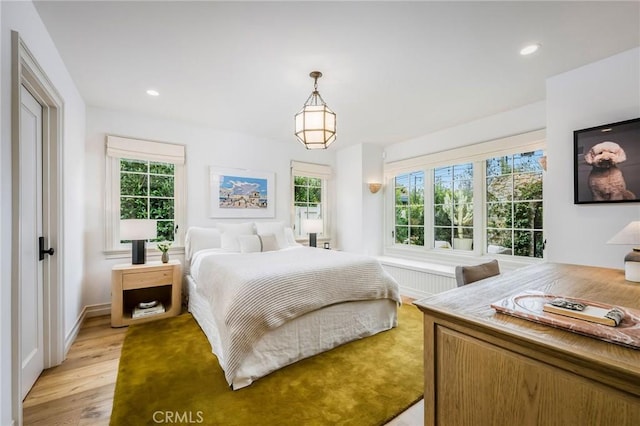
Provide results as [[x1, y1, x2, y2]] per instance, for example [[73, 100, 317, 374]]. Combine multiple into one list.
[[34, 1, 640, 148]]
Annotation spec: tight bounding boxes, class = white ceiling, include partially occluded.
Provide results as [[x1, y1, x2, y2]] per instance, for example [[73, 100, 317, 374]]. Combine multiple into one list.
[[33, 1, 640, 148]]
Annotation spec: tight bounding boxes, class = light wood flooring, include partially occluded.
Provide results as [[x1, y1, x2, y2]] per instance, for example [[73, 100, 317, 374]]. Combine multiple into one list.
[[23, 315, 125, 425], [23, 309, 423, 425]]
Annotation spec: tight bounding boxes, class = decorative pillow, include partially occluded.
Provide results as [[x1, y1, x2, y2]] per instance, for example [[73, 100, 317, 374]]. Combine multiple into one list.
[[255, 221, 287, 249], [218, 222, 256, 252], [259, 233, 279, 252], [238, 235, 262, 253], [185, 227, 221, 261]]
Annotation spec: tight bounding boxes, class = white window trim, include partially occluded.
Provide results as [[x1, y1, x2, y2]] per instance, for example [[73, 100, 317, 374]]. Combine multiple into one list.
[[104, 135, 186, 256], [384, 129, 545, 264], [290, 160, 332, 241]]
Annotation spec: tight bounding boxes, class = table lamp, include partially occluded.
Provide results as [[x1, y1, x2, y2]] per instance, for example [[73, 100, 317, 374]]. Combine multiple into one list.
[[607, 221, 640, 282], [302, 218, 323, 248], [120, 219, 157, 264]]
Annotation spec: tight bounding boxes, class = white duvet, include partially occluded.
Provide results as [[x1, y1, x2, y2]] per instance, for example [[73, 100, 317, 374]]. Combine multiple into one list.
[[191, 247, 400, 387]]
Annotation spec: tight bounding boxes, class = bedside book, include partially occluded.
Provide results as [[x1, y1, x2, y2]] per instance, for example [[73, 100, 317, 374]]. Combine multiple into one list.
[[132, 302, 165, 319]]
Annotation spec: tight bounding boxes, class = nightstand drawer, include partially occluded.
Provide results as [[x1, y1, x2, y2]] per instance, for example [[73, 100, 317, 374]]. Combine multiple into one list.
[[122, 269, 173, 290]]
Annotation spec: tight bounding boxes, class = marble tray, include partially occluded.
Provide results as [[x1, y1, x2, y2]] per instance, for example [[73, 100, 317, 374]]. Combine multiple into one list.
[[491, 291, 640, 349]]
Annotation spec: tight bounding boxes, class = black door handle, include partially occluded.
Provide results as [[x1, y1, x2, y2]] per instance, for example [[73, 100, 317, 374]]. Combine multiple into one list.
[[39, 236, 55, 261]]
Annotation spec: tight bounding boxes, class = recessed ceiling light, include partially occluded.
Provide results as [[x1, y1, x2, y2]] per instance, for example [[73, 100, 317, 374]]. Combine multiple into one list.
[[601, 128, 612, 132], [146, 89, 160, 97], [520, 44, 540, 56]]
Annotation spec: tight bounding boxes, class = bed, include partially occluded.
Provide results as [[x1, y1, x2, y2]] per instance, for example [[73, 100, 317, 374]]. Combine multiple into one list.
[[185, 224, 400, 390]]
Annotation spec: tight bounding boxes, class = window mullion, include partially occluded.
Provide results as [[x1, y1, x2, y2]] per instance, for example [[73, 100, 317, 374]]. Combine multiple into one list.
[[424, 169, 433, 250], [473, 160, 484, 256]]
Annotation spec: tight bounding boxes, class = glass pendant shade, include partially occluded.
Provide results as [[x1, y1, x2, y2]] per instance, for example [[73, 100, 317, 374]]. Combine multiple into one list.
[[294, 71, 336, 150]]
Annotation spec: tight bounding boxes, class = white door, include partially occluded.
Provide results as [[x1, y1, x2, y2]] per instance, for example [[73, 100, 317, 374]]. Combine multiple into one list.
[[20, 85, 45, 400]]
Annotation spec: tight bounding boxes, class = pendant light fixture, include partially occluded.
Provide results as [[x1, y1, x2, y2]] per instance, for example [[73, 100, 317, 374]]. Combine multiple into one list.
[[294, 71, 336, 149]]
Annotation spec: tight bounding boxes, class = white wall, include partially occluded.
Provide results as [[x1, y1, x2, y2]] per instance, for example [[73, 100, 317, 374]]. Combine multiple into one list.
[[83, 107, 336, 308], [362, 144, 384, 256], [0, 1, 86, 424], [0, 2, 5, 423], [384, 101, 546, 162], [336, 144, 363, 253], [545, 48, 640, 268], [335, 143, 384, 255]]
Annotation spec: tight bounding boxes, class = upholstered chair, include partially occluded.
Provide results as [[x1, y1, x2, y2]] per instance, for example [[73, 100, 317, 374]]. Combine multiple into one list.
[[455, 259, 500, 287]]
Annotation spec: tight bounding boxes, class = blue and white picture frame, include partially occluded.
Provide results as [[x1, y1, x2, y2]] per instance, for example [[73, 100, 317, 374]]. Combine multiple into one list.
[[209, 166, 275, 218]]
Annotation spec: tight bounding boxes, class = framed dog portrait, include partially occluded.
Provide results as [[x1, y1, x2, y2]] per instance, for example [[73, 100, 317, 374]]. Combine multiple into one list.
[[574, 117, 640, 204]]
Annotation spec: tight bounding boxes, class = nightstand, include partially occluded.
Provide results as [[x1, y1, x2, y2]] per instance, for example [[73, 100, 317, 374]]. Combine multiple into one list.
[[111, 260, 182, 327]]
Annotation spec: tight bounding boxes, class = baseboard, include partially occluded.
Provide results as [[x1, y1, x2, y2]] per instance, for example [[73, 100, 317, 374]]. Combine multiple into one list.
[[64, 303, 111, 355], [399, 285, 432, 301], [84, 302, 111, 318]]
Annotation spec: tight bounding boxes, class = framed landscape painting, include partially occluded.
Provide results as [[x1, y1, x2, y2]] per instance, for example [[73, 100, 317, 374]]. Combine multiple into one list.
[[574, 117, 640, 204], [209, 166, 275, 218]]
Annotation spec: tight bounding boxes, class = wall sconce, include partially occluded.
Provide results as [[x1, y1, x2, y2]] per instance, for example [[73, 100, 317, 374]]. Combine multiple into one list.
[[538, 155, 547, 171], [368, 183, 382, 194]]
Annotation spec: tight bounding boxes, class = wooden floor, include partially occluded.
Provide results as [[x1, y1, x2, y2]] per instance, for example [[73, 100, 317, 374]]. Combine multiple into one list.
[[23, 309, 423, 425], [22, 315, 126, 425]]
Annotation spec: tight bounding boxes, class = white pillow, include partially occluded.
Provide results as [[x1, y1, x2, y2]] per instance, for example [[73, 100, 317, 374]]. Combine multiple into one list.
[[238, 235, 262, 253], [259, 233, 279, 252], [185, 227, 221, 261], [255, 221, 287, 249], [217, 222, 256, 252]]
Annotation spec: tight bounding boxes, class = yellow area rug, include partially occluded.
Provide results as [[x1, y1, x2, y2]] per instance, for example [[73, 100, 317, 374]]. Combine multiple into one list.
[[110, 304, 423, 426]]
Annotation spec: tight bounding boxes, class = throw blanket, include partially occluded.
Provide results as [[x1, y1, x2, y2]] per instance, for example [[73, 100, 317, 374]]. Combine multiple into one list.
[[193, 247, 400, 388]]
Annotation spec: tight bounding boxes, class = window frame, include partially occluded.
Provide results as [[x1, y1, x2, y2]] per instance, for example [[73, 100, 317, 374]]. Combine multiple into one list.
[[384, 129, 545, 262], [433, 162, 475, 251], [393, 170, 426, 247], [485, 151, 545, 258], [105, 135, 186, 256], [290, 161, 332, 242]]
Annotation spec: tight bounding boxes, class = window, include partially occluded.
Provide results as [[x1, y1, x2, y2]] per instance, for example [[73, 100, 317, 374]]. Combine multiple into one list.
[[486, 150, 544, 258], [106, 136, 186, 252], [293, 175, 322, 238], [291, 161, 331, 239], [394, 171, 424, 246], [385, 129, 545, 259], [433, 163, 473, 250], [120, 159, 176, 241]]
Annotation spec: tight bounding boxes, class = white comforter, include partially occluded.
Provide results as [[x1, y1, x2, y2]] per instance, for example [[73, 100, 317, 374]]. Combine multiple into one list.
[[191, 247, 400, 387]]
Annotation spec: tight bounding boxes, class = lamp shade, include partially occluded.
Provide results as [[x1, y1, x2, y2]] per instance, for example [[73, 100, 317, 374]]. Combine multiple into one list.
[[301, 218, 323, 234], [607, 221, 640, 245], [120, 219, 158, 241], [607, 221, 640, 282], [295, 105, 337, 150], [294, 71, 336, 150]]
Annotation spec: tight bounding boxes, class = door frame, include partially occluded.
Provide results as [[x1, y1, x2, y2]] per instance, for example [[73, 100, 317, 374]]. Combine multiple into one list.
[[11, 31, 64, 422]]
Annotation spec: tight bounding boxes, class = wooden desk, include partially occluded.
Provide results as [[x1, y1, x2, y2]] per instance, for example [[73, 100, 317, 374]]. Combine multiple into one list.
[[414, 262, 640, 426]]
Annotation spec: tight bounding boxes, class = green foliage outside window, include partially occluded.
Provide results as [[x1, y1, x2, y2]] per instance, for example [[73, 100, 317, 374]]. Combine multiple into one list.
[[294, 176, 322, 213], [120, 159, 175, 242], [392, 150, 543, 258], [433, 163, 473, 250], [486, 151, 544, 258], [394, 172, 424, 246], [294, 176, 323, 237]]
